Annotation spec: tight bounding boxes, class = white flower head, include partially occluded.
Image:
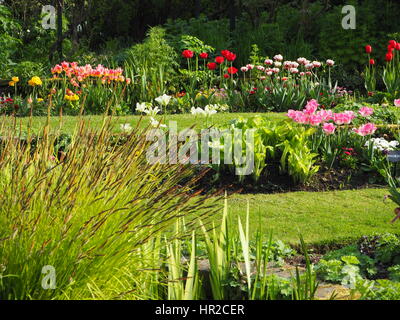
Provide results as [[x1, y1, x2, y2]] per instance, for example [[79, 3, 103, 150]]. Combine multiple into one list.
[[120, 123, 132, 132], [305, 63, 314, 70], [155, 94, 172, 106], [204, 105, 218, 116], [297, 57, 307, 65], [136, 102, 149, 113], [312, 61, 322, 68], [149, 117, 167, 128], [191, 107, 206, 116], [326, 59, 335, 66], [145, 106, 161, 116]]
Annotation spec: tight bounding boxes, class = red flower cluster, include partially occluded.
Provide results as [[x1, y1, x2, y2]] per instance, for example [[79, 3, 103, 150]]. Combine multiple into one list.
[[215, 56, 225, 64], [0, 97, 14, 104], [0, 97, 18, 110], [207, 62, 217, 70], [182, 50, 194, 59], [227, 67, 238, 74], [221, 50, 236, 62], [386, 39, 399, 62], [342, 147, 357, 156], [182, 49, 238, 78], [364, 40, 400, 64]]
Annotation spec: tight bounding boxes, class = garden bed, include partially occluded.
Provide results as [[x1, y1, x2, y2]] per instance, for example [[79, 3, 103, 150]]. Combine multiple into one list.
[[197, 164, 386, 194]]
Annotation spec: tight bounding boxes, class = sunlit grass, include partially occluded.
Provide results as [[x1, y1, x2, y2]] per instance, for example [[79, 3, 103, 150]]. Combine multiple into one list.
[[2, 112, 287, 135], [216, 188, 399, 246]]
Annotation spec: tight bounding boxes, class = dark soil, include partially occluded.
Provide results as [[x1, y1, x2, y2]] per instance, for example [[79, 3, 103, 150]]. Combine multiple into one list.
[[284, 254, 323, 267], [194, 163, 386, 195]]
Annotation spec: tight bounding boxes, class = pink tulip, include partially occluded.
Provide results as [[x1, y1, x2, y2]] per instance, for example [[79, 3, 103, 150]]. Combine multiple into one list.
[[394, 99, 400, 107], [309, 114, 322, 126], [316, 110, 333, 122], [353, 123, 377, 136], [333, 111, 355, 125], [303, 99, 319, 114], [359, 106, 374, 117], [287, 110, 309, 124], [323, 123, 336, 135]]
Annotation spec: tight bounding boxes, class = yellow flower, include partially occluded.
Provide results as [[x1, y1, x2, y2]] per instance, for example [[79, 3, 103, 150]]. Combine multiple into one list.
[[12, 76, 19, 83], [65, 94, 79, 102], [37, 98, 44, 102], [9, 81, 15, 87], [28, 76, 43, 86]]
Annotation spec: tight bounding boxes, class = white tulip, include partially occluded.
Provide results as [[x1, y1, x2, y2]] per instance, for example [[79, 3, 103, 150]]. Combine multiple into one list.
[[155, 94, 172, 106]]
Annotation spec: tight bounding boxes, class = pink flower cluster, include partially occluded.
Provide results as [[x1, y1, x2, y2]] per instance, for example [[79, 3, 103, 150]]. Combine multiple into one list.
[[352, 123, 377, 136], [51, 61, 131, 85], [287, 100, 377, 136]]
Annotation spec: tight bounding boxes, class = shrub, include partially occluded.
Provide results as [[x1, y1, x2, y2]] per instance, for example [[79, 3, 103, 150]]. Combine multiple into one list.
[[124, 27, 179, 103], [388, 265, 400, 282]]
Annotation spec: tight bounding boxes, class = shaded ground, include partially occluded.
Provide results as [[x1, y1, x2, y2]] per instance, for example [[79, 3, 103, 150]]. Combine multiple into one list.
[[196, 164, 385, 195]]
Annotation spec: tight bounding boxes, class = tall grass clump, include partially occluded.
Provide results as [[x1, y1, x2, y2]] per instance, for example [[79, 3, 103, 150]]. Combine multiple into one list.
[[0, 118, 218, 300]]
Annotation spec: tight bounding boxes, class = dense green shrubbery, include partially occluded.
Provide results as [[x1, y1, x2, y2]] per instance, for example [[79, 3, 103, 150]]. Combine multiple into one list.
[[315, 233, 400, 295], [210, 116, 319, 184]]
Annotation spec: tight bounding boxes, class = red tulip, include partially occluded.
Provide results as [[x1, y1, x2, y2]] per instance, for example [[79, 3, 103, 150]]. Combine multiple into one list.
[[207, 62, 217, 70], [199, 52, 208, 59], [182, 49, 194, 59], [223, 74, 230, 79], [369, 58, 375, 65], [396, 43, 400, 51], [388, 45, 395, 52], [221, 50, 231, 58], [365, 45, 372, 54], [227, 67, 238, 74], [386, 52, 394, 62], [215, 56, 225, 64], [220, 50, 236, 62], [225, 52, 236, 62], [389, 40, 397, 47]]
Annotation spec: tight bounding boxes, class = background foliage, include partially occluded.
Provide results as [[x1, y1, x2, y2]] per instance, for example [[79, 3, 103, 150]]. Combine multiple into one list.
[[1, 0, 400, 90]]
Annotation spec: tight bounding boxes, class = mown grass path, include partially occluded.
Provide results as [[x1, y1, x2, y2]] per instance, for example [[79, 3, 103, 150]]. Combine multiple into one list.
[[217, 188, 399, 246]]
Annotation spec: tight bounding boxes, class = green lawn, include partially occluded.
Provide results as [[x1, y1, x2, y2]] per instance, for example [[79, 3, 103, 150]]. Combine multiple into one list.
[[3, 112, 287, 134], [5, 112, 397, 248], [219, 188, 399, 246]]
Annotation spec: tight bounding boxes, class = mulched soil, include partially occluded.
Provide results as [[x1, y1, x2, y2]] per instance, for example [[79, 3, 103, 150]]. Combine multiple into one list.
[[194, 162, 386, 195]]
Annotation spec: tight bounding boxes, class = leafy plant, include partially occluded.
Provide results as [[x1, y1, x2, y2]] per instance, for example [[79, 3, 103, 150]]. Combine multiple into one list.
[[315, 255, 363, 288]]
